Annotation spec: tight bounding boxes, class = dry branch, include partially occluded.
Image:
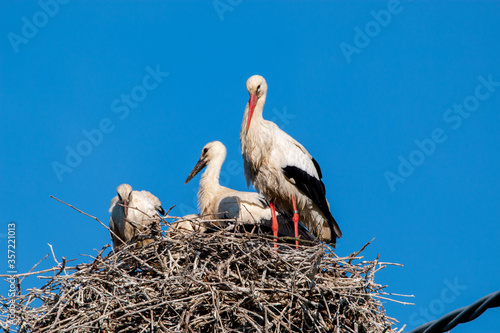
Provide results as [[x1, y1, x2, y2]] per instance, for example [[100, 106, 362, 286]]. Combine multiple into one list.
[[1, 215, 407, 333]]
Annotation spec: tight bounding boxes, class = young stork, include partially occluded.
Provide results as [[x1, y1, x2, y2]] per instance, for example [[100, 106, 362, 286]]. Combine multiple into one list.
[[109, 183, 166, 248], [240, 75, 342, 246], [184, 141, 315, 242], [167, 214, 207, 234]]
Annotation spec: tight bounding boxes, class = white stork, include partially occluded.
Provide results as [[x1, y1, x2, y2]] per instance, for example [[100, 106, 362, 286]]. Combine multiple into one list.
[[240, 75, 342, 246], [109, 183, 165, 248], [184, 141, 315, 242]]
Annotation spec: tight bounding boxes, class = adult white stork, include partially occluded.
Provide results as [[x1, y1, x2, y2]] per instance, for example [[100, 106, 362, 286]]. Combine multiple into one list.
[[109, 183, 165, 248], [240, 75, 342, 246], [184, 141, 315, 242]]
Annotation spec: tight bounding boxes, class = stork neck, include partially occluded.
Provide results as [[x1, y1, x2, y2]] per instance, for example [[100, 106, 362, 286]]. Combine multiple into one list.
[[198, 156, 224, 215], [201, 156, 224, 185], [253, 95, 266, 120]]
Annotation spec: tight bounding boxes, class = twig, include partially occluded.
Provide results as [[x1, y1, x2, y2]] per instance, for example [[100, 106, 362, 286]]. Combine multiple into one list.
[[49, 195, 126, 246], [1, 216, 404, 333], [348, 238, 374, 264], [47, 243, 61, 267]]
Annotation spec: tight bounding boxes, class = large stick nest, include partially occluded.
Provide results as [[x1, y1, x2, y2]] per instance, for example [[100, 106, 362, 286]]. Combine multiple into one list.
[[2, 218, 404, 332]]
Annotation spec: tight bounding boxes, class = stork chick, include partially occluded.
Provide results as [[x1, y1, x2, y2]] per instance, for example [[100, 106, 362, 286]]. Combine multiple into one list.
[[109, 183, 165, 248], [185, 141, 315, 242]]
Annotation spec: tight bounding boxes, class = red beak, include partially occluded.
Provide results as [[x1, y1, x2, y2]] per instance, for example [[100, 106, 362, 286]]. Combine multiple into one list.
[[123, 200, 128, 216], [247, 93, 257, 130]]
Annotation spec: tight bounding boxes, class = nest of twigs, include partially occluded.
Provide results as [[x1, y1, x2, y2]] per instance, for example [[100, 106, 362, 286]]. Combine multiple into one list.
[[1, 217, 405, 333]]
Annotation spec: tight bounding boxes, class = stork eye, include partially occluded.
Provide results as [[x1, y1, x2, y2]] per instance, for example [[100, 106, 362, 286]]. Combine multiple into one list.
[[203, 148, 208, 154], [256, 85, 261, 92]]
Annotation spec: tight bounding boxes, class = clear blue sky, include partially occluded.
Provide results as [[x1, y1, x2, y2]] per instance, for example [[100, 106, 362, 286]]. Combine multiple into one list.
[[1, 1, 499, 331]]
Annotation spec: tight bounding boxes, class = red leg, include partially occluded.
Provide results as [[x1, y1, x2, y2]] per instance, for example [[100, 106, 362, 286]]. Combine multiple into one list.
[[269, 201, 279, 248], [291, 194, 299, 249]]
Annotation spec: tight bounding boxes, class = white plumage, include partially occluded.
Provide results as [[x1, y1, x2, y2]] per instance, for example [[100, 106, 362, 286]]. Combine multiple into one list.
[[167, 214, 207, 234], [185, 141, 274, 222], [185, 141, 315, 240], [109, 183, 165, 248], [240, 75, 342, 245]]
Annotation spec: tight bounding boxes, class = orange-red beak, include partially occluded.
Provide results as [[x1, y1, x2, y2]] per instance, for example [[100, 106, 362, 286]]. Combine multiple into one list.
[[247, 93, 257, 130]]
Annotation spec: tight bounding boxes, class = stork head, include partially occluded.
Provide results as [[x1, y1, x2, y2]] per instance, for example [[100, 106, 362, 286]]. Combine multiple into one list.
[[185, 141, 227, 184], [143, 191, 166, 216], [246, 75, 267, 130], [116, 183, 133, 216]]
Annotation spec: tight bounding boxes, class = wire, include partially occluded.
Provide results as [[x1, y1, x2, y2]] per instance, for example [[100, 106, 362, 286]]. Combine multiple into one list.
[[408, 290, 500, 333]]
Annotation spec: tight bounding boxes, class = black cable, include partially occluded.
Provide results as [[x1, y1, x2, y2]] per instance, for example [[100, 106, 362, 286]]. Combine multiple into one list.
[[408, 290, 500, 333]]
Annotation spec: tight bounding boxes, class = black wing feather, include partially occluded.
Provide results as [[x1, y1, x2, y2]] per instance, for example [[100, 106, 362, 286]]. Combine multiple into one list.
[[312, 158, 323, 179], [282, 165, 342, 239]]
